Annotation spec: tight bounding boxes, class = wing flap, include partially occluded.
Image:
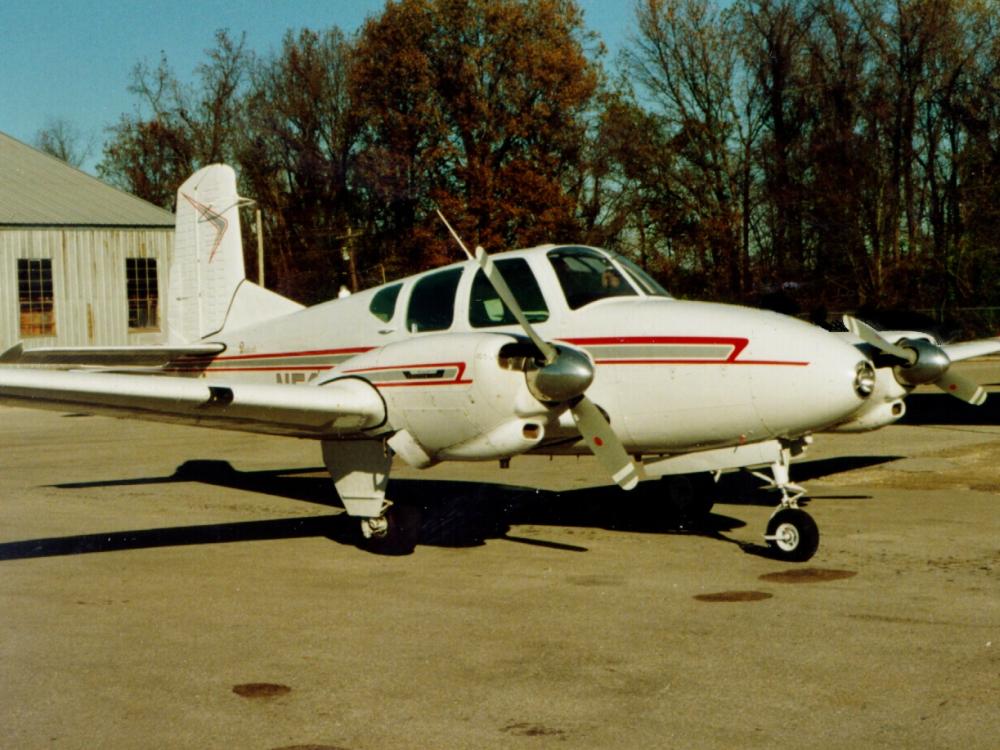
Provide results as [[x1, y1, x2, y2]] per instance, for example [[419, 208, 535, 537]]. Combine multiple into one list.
[[0, 368, 385, 438]]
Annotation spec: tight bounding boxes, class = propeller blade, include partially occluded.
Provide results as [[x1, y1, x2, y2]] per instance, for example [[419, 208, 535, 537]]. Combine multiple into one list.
[[570, 397, 642, 490], [436, 209, 557, 365], [474, 245, 558, 365], [935, 370, 987, 405], [435, 209, 475, 261], [843, 315, 916, 364]]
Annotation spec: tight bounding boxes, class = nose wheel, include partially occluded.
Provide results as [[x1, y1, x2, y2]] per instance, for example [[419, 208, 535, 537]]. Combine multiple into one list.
[[764, 507, 819, 562]]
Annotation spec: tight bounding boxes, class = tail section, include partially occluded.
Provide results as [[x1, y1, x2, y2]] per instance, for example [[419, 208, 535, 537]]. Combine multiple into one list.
[[167, 164, 301, 343]]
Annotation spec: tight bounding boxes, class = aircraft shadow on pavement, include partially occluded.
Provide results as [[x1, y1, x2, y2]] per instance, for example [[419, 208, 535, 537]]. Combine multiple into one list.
[[902, 392, 1000, 425], [1, 454, 895, 561]]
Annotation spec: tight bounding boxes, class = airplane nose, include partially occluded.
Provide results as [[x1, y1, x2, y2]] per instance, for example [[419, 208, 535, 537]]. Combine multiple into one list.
[[749, 315, 870, 436]]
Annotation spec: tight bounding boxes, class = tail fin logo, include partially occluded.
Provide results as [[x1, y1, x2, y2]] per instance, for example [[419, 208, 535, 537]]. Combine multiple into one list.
[[182, 192, 228, 263]]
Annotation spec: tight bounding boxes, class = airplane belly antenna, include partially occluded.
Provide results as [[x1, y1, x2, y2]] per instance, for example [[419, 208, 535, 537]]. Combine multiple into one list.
[[436, 211, 641, 490]]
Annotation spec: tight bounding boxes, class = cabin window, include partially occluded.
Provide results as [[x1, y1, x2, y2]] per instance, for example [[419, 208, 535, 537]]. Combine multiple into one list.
[[126, 257, 159, 330], [406, 267, 463, 332], [369, 283, 402, 322], [17, 258, 55, 336], [547, 246, 637, 310], [469, 258, 549, 327]]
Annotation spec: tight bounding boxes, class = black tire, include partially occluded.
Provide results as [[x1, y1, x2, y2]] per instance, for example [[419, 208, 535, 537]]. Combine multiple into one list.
[[765, 508, 819, 562], [668, 474, 715, 522], [361, 504, 422, 556]]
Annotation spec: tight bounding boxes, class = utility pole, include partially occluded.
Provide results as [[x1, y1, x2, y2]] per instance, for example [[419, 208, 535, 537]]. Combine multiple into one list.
[[256, 208, 265, 289], [343, 227, 360, 292]]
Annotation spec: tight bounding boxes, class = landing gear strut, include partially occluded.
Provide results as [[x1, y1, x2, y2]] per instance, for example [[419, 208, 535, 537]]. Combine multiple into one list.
[[754, 442, 820, 562]]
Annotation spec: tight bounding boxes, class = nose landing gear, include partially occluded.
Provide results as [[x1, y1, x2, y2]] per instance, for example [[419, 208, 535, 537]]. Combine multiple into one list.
[[764, 507, 820, 562], [754, 442, 820, 562]]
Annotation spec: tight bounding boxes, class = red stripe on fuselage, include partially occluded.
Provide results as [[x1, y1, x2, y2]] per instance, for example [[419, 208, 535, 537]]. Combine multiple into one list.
[[342, 361, 471, 388], [560, 336, 808, 366]]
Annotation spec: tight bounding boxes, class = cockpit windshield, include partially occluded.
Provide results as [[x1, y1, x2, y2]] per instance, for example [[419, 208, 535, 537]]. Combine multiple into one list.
[[546, 246, 669, 309], [547, 247, 636, 309], [611, 252, 672, 298]]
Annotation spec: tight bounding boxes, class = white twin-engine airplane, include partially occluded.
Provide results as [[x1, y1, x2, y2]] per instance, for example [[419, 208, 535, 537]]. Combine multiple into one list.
[[3, 165, 999, 560]]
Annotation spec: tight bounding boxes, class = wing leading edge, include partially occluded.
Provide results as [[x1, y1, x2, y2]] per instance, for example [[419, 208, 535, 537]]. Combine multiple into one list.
[[0, 368, 386, 439]]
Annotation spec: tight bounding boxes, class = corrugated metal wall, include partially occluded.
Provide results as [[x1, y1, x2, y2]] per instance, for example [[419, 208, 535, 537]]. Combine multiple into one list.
[[0, 227, 173, 351]]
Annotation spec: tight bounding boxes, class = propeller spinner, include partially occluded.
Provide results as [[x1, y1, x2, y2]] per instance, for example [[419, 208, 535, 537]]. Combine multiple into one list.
[[437, 211, 642, 490], [843, 314, 987, 405]]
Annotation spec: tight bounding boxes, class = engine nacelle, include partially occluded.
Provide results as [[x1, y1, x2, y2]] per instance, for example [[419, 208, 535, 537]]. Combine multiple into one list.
[[333, 332, 552, 463], [829, 398, 906, 432], [827, 365, 909, 432], [438, 418, 545, 460]]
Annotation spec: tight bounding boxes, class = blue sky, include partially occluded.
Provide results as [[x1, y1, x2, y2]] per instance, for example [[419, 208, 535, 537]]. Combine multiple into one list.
[[0, 1, 636, 174]]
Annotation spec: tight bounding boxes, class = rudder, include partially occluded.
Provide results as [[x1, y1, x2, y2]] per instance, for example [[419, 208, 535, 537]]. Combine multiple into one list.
[[167, 164, 250, 343]]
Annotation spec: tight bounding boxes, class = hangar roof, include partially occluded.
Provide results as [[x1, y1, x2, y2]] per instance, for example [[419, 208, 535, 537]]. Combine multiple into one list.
[[0, 131, 174, 227]]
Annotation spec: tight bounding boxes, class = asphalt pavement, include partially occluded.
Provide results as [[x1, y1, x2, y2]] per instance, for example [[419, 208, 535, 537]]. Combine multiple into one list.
[[1, 371, 998, 749]]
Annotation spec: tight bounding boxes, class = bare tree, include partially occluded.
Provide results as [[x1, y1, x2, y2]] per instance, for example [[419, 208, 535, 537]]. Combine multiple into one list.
[[34, 117, 93, 168]]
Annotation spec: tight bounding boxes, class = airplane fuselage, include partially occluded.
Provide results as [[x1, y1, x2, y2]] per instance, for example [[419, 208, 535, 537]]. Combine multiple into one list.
[[185, 245, 871, 461]]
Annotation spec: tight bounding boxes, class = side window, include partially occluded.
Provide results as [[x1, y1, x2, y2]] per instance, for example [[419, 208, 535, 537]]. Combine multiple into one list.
[[406, 268, 462, 332], [18, 258, 55, 336], [369, 283, 402, 322], [469, 258, 549, 327]]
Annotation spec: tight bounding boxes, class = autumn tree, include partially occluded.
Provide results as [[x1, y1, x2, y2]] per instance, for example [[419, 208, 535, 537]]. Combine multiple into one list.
[[98, 30, 251, 209], [349, 0, 601, 270], [238, 28, 359, 302], [621, 0, 762, 299]]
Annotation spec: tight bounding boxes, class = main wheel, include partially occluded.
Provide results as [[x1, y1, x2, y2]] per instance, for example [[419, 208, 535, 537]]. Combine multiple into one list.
[[359, 504, 422, 555], [765, 508, 819, 562], [668, 475, 715, 523]]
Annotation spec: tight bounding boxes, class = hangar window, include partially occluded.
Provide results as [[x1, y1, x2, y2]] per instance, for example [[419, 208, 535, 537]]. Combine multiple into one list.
[[18, 258, 55, 336], [126, 258, 159, 330], [406, 267, 462, 332], [469, 258, 549, 327]]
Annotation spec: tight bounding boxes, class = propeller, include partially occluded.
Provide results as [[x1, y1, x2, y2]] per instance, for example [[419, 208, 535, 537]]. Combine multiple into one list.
[[843, 314, 987, 405], [437, 211, 642, 490]]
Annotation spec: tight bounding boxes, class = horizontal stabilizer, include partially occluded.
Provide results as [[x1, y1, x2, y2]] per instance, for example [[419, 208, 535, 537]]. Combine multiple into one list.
[[0, 368, 386, 439], [0, 342, 225, 368]]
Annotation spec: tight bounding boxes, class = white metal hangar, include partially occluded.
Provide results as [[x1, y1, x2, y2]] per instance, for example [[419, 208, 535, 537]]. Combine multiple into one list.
[[0, 131, 175, 351]]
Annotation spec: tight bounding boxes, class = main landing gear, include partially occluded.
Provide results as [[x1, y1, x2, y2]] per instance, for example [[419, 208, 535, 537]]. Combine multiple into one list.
[[753, 443, 820, 562], [323, 439, 422, 556], [359, 501, 422, 556]]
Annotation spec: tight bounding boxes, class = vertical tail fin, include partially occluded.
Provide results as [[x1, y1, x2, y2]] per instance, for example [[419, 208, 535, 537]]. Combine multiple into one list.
[[167, 164, 248, 343]]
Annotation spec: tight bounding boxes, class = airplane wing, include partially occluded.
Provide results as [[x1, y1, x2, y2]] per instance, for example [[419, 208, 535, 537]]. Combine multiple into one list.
[[0, 342, 226, 368], [941, 339, 1000, 362], [0, 368, 386, 439]]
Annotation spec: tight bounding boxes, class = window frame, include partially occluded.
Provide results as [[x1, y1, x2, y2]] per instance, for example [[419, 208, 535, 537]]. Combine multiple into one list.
[[405, 267, 464, 333], [369, 283, 403, 323], [468, 257, 550, 328], [125, 257, 160, 331], [17, 258, 56, 337], [546, 246, 638, 310]]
